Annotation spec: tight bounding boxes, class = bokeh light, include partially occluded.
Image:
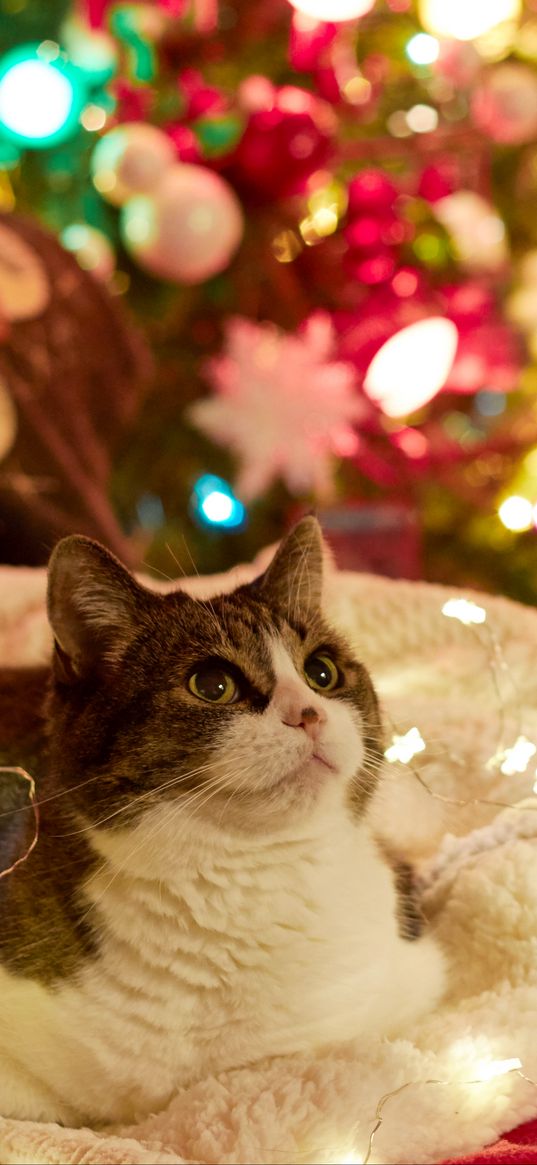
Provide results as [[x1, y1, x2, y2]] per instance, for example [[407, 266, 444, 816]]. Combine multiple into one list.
[[498, 495, 533, 531], [418, 0, 522, 42], [406, 33, 440, 65], [191, 475, 246, 529], [0, 46, 83, 147], [287, 0, 375, 22], [363, 318, 459, 417]]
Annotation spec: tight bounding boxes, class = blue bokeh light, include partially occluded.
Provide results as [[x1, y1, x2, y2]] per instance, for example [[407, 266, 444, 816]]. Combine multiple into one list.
[[0, 44, 84, 148], [191, 474, 246, 530]]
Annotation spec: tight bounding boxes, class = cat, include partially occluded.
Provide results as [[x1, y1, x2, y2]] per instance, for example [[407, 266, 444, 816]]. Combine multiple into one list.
[[0, 517, 446, 1126]]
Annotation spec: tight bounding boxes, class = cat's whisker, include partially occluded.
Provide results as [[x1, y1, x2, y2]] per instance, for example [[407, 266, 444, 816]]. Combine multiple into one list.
[[164, 541, 190, 580], [78, 766, 255, 922], [140, 560, 175, 584], [0, 771, 105, 819], [174, 536, 225, 638], [51, 761, 221, 836], [76, 776, 229, 923]]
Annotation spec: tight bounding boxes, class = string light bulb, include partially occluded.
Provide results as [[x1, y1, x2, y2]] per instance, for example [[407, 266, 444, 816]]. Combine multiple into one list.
[[496, 736, 537, 777], [0, 44, 84, 148], [442, 598, 487, 625], [476, 1057, 522, 1081], [385, 727, 426, 764], [498, 496, 534, 532], [406, 33, 440, 65], [190, 474, 246, 530], [287, 0, 375, 21], [418, 0, 522, 42], [363, 318, 458, 418]]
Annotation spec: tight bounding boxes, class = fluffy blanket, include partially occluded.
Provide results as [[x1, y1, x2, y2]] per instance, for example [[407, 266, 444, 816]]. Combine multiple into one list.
[[1, 558, 537, 1165]]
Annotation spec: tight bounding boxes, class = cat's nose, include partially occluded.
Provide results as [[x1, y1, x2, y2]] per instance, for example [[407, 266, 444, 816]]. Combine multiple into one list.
[[283, 704, 325, 740]]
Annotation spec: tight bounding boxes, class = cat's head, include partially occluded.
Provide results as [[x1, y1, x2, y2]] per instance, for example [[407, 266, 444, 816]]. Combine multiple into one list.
[[46, 518, 383, 847]]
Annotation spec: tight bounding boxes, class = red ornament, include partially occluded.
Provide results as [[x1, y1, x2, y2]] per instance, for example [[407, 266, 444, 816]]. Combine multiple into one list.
[[226, 82, 335, 201], [345, 250, 397, 285], [347, 169, 398, 216], [344, 211, 403, 253]]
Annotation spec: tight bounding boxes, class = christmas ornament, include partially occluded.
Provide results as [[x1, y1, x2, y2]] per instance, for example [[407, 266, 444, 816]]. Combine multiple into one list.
[[472, 64, 537, 146], [434, 192, 508, 272], [189, 314, 364, 500], [61, 223, 116, 283], [120, 164, 244, 284], [228, 80, 335, 201], [347, 169, 398, 216], [91, 123, 176, 206]]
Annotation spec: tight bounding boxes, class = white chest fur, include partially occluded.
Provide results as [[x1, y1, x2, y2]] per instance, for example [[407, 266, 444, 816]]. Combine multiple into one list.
[[0, 796, 445, 1125]]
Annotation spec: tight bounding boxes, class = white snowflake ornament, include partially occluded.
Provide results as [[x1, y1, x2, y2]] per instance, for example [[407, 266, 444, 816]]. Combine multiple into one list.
[[188, 313, 364, 501]]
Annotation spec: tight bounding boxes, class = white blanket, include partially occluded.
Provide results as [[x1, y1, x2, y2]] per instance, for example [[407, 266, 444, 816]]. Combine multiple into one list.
[[1, 561, 537, 1165]]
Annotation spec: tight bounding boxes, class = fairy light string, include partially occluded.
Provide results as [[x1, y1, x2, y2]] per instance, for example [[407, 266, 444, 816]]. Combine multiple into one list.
[[384, 595, 537, 814], [360, 1059, 537, 1165], [0, 765, 39, 879]]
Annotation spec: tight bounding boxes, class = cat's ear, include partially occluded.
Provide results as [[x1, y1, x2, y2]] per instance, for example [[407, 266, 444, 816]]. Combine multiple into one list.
[[47, 535, 150, 681], [256, 516, 325, 619]]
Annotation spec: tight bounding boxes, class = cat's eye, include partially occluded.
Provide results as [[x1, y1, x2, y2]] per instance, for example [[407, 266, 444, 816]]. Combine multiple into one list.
[[304, 653, 340, 692], [188, 665, 238, 705]]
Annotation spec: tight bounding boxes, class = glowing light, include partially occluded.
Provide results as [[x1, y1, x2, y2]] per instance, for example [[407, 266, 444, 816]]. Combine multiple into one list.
[[498, 495, 533, 532], [0, 46, 83, 148], [287, 0, 375, 22], [80, 103, 107, 132], [476, 1057, 522, 1081], [385, 727, 426, 765], [418, 0, 522, 42], [300, 205, 339, 243], [406, 33, 440, 65], [191, 475, 246, 530], [406, 104, 439, 133], [496, 736, 537, 777], [272, 229, 302, 263], [442, 598, 487, 625], [363, 318, 458, 418]]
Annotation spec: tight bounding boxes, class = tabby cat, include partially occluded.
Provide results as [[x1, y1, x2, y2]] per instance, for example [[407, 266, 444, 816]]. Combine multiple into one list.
[[0, 517, 445, 1125]]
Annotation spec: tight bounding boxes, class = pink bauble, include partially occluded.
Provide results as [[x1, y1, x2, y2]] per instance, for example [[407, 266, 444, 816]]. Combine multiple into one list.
[[472, 64, 537, 145], [121, 164, 244, 284], [91, 123, 176, 206]]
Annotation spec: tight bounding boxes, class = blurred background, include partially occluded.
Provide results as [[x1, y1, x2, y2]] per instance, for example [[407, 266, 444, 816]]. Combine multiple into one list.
[[1, 0, 537, 599]]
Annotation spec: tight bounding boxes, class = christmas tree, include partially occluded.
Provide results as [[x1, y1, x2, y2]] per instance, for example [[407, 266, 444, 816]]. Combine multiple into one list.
[[1, 0, 537, 600]]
